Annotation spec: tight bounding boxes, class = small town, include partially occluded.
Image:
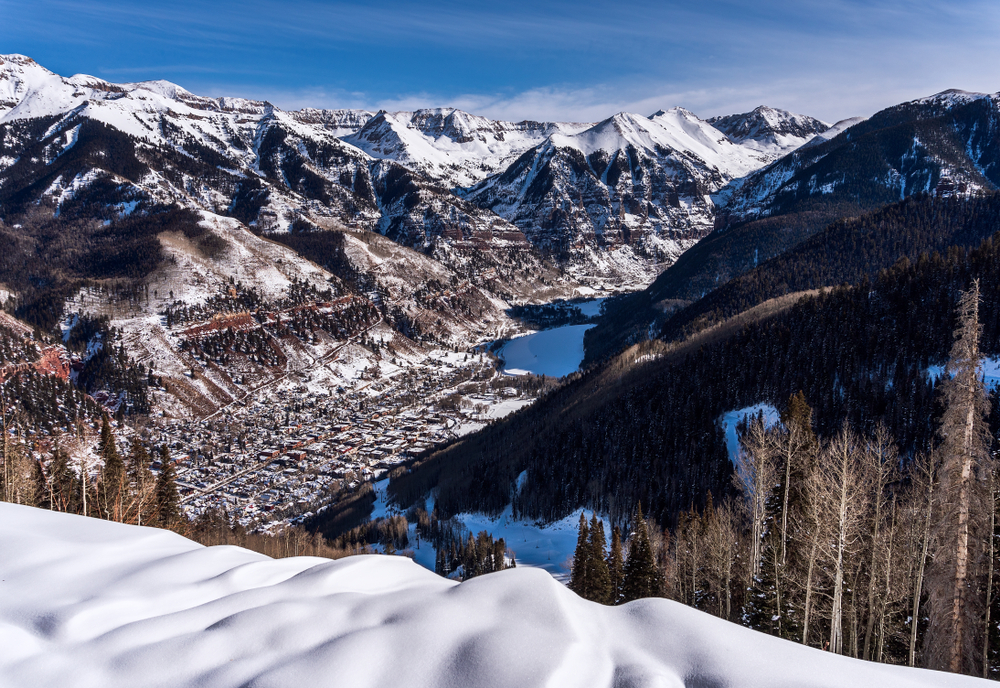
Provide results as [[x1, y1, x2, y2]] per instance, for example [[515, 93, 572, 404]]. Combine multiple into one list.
[[149, 346, 538, 530]]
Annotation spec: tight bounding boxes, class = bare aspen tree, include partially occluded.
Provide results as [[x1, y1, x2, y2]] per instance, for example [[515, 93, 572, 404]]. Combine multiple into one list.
[[816, 424, 871, 655], [909, 449, 936, 667], [861, 424, 899, 661], [925, 280, 994, 675], [777, 391, 816, 566], [984, 469, 996, 678], [735, 417, 777, 584], [876, 493, 898, 663], [795, 460, 827, 646]]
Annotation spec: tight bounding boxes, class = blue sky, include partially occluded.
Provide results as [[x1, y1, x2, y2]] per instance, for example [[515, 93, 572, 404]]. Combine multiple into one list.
[[3, 0, 999, 123]]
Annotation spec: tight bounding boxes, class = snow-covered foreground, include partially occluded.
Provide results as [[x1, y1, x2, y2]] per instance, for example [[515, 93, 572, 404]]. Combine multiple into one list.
[[0, 504, 984, 688], [499, 323, 595, 377]]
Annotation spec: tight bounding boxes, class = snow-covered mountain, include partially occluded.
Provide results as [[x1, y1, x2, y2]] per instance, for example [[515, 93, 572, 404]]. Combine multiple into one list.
[[708, 105, 830, 160], [723, 89, 1000, 223], [0, 502, 983, 688], [0, 54, 832, 290], [459, 108, 772, 283], [0, 54, 538, 268], [342, 108, 590, 186]]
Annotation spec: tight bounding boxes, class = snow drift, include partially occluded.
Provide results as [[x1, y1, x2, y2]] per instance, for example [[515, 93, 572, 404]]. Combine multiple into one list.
[[0, 503, 983, 688]]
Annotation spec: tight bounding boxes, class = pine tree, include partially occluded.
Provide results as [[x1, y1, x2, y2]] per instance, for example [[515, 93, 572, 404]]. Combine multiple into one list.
[[154, 445, 181, 529], [587, 515, 612, 604], [622, 504, 662, 602], [607, 525, 625, 605], [127, 439, 153, 525], [99, 415, 124, 521], [925, 280, 994, 674], [569, 513, 591, 598]]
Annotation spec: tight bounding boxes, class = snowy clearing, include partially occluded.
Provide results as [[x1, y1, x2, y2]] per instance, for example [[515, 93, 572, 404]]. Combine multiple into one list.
[[499, 323, 595, 377], [0, 504, 981, 688], [719, 403, 781, 464]]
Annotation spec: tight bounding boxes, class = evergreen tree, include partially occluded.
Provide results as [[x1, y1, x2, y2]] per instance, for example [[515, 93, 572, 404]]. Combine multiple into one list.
[[569, 512, 591, 598], [622, 504, 662, 602], [587, 515, 612, 604], [98, 415, 124, 521], [47, 443, 74, 512], [607, 525, 625, 605], [127, 439, 153, 525], [154, 445, 181, 529]]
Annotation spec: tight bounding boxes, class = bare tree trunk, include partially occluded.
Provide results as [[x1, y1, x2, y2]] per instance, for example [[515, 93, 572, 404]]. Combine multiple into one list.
[[802, 525, 820, 645], [781, 437, 793, 566], [985, 471, 996, 679], [877, 495, 898, 663], [863, 480, 884, 660], [735, 419, 776, 584], [910, 452, 934, 667]]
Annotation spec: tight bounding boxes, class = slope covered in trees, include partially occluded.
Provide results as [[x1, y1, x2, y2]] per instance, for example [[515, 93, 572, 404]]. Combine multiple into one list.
[[389, 219, 1000, 529], [657, 193, 1000, 341], [587, 193, 1000, 365]]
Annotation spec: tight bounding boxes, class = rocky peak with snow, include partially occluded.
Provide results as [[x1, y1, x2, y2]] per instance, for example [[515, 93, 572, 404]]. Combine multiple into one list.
[[721, 91, 1000, 224], [342, 108, 589, 186], [0, 53, 837, 292], [708, 105, 830, 160]]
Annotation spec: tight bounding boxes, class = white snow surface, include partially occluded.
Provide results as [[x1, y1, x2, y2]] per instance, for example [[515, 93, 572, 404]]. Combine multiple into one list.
[[0, 503, 983, 688], [499, 323, 595, 377], [720, 403, 781, 465]]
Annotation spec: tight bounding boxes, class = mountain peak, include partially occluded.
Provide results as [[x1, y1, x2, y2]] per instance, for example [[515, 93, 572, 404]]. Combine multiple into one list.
[[707, 106, 830, 160]]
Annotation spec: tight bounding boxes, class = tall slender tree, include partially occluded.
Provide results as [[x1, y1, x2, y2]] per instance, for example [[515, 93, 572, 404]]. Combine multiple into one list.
[[925, 280, 994, 675], [587, 515, 612, 604], [98, 415, 124, 521], [607, 525, 625, 605], [154, 445, 181, 529], [569, 513, 591, 598]]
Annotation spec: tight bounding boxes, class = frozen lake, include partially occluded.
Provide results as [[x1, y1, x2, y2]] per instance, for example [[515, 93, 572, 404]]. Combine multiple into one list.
[[498, 323, 596, 377]]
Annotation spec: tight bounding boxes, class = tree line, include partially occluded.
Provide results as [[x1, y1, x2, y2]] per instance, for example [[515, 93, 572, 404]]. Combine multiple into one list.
[[1, 414, 181, 529], [566, 283, 997, 677]]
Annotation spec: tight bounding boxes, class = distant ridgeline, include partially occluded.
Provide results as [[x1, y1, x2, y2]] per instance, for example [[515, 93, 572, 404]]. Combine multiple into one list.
[[388, 193, 1000, 528]]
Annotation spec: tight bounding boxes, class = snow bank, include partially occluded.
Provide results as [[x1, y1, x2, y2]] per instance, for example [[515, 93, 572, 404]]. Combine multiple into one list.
[[0, 503, 983, 688], [499, 323, 595, 377]]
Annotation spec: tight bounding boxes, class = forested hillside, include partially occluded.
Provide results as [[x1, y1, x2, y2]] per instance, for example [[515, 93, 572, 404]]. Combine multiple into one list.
[[658, 193, 1000, 340], [390, 216, 1000, 528]]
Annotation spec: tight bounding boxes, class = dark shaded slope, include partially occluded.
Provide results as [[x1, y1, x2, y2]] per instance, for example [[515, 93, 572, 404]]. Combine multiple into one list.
[[583, 206, 855, 365], [658, 192, 1000, 340]]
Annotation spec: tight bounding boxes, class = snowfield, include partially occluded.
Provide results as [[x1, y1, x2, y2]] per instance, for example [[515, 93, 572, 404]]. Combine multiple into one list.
[[719, 403, 781, 465], [0, 504, 984, 688]]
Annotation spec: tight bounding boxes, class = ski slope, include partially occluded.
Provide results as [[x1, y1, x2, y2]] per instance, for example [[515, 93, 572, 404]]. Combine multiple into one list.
[[0, 503, 985, 688]]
